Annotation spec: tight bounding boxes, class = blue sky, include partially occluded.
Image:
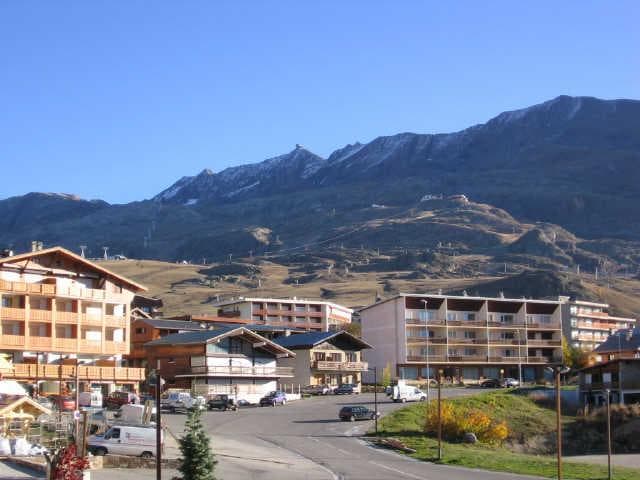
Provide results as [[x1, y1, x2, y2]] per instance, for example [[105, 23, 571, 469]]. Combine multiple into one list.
[[1, 1, 638, 203]]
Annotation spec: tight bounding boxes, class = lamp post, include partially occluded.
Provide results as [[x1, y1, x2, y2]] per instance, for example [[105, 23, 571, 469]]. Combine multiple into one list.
[[153, 360, 163, 480], [546, 365, 570, 480], [437, 368, 443, 461], [370, 367, 379, 436], [606, 388, 612, 480], [420, 299, 430, 400]]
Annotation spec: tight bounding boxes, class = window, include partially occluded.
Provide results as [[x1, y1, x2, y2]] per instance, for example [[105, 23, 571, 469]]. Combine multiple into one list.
[[295, 304, 306, 312], [464, 313, 476, 321], [295, 316, 307, 323], [464, 331, 476, 339], [447, 312, 457, 321], [464, 348, 477, 356], [500, 332, 515, 340], [448, 330, 456, 338], [571, 318, 577, 327], [135, 327, 146, 334], [500, 314, 514, 324], [229, 338, 243, 354]]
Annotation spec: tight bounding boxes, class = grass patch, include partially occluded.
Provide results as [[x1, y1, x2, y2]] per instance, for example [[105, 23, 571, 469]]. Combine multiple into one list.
[[374, 390, 640, 480]]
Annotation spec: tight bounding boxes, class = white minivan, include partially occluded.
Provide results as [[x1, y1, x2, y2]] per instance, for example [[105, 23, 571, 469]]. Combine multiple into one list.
[[88, 424, 162, 457], [392, 384, 427, 403]]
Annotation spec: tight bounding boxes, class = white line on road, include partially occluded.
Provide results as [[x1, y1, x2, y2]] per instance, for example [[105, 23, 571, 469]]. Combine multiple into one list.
[[369, 460, 429, 480], [308, 436, 353, 456]]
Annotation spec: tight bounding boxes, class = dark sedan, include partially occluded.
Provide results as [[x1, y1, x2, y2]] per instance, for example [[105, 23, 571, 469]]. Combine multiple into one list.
[[339, 405, 379, 422]]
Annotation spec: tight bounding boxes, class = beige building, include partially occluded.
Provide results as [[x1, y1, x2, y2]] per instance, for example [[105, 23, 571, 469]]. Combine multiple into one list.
[[214, 297, 353, 332], [0, 246, 147, 391], [561, 299, 636, 350], [360, 293, 563, 384], [275, 331, 370, 388]]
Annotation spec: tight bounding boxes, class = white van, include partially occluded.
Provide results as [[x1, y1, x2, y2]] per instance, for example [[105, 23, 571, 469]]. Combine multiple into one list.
[[118, 404, 157, 424], [88, 425, 162, 457], [79, 390, 103, 408], [392, 384, 427, 403], [161, 391, 205, 412]]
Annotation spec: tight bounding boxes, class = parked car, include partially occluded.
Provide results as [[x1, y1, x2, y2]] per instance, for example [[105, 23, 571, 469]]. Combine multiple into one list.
[[207, 394, 237, 411], [302, 385, 331, 396], [333, 383, 360, 395], [105, 391, 138, 409], [339, 405, 380, 422], [259, 391, 287, 407], [384, 386, 393, 396], [480, 378, 501, 388], [88, 424, 160, 457], [161, 391, 205, 412], [49, 395, 76, 411], [501, 378, 520, 388]]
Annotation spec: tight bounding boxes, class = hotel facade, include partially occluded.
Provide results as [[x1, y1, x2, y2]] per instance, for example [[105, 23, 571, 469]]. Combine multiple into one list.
[[0, 246, 146, 392], [212, 297, 353, 332], [361, 293, 563, 383], [561, 299, 636, 351]]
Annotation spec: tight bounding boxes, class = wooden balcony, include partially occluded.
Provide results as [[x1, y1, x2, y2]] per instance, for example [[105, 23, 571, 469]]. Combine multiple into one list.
[[3, 363, 145, 382], [488, 356, 527, 363], [487, 339, 526, 345], [104, 315, 127, 328], [1, 307, 25, 321], [526, 322, 561, 330], [56, 311, 79, 324], [80, 314, 103, 326], [52, 338, 76, 351], [79, 339, 102, 352], [29, 309, 52, 322], [176, 365, 295, 378], [446, 320, 487, 327], [104, 341, 129, 355], [0, 334, 25, 347], [527, 356, 557, 363], [487, 321, 526, 328], [0, 279, 128, 303], [448, 355, 490, 362], [29, 337, 52, 349], [312, 361, 368, 371]]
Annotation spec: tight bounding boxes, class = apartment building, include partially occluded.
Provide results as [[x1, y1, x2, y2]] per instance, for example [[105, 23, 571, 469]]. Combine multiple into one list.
[[144, 326, 295, 403], [561, 299, 637, 351], [360, 293, 563, 384], [0, 246, 147, 391], [589, 327, 640, 364], [213, 297, 353, 332], [275, 331, 371, 389]]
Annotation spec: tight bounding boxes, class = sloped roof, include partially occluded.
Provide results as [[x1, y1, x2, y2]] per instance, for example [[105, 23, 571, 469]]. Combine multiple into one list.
[[138, 318, 207, 331], [144, 326, 295, 357], [594, 327, 640, 353], [0, 395, 52, 418], [0, 247, 146, 292], [275, 330, 372, 350]]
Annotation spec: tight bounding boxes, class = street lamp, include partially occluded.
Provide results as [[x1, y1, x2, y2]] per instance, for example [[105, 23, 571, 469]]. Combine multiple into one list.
[[546, 365, 571, 480], [420, 299, 430, 400], [605, 388, 612, 480], [516, 330, 523, 386], [437, 368, 444, 461], [369, 367, 379, 436]]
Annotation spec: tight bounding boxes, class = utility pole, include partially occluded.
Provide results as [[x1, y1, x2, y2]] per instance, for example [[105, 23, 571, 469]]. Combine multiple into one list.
[[437, 370, 443, 460], [155, 361, 162, 480], [606, 389, 612, 480], [102, 246, 109, 260]]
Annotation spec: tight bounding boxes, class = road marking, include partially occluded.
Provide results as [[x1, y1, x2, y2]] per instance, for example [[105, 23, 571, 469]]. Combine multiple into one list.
[[369, 460, 429, 480], [308, 436, 352, 456]]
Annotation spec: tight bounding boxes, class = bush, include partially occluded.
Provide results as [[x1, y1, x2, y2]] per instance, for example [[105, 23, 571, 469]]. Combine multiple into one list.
[[424, 400, 508, 444]]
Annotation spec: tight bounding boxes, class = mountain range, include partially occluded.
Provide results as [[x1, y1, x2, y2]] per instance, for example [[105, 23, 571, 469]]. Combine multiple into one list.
[[2, 95, 640, 275]]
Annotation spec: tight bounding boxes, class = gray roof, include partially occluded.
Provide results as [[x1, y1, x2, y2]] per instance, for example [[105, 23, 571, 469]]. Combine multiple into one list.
[[274, 330, 372, 350], [139, 318, 207, 331], [144, 326, 296, 357], [145, 326, 237, 346], [594, 327, 640, 353]]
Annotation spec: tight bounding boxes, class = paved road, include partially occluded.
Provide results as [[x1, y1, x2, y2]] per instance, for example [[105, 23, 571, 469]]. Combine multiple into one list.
[[160, 388, 546, 480]]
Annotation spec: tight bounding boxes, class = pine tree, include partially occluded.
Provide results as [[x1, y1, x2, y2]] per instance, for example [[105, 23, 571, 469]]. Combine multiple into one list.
[[176, 408, 217, 480]]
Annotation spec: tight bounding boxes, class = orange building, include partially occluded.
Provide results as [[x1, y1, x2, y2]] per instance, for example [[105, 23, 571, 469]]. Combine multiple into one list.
[[0, 246, 147, 391]]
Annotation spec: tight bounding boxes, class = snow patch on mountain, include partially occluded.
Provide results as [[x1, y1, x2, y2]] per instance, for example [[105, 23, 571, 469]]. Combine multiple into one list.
[[224, 181, 261, 198]]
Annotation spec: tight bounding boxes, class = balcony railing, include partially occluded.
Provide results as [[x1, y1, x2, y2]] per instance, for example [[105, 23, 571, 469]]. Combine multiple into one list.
[[446, 320, 488, 327], [488, 356, 527, 363], [54, 338, 77, 351], [0, 279, 128, 303], [448, 355, 490, 362], [56, 312, 79, 324], [29, 309, 52, 322], [312, 361, 368, 371], [527, 339, 562, 346], [0, 334, 25, 347], [80, 314, 103, 326], [1, 307, 25, 321], [487, 321, 526, 327], [3, 363, 145, 382], [29, 337, 52, 349], [448, 338, 488, 345], [527, 356, 559, 363], [176, 365, 295, 378], [527, 322, 561, 329], [406, 355, 448, 362]]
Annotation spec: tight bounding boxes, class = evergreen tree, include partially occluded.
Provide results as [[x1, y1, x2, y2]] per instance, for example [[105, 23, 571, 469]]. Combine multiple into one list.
[[177, 408, 217, 480]]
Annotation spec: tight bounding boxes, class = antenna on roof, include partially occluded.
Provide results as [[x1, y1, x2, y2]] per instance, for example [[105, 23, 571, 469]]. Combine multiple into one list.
[[102, 246, 109, 260], [79, 245, 87, 258]]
